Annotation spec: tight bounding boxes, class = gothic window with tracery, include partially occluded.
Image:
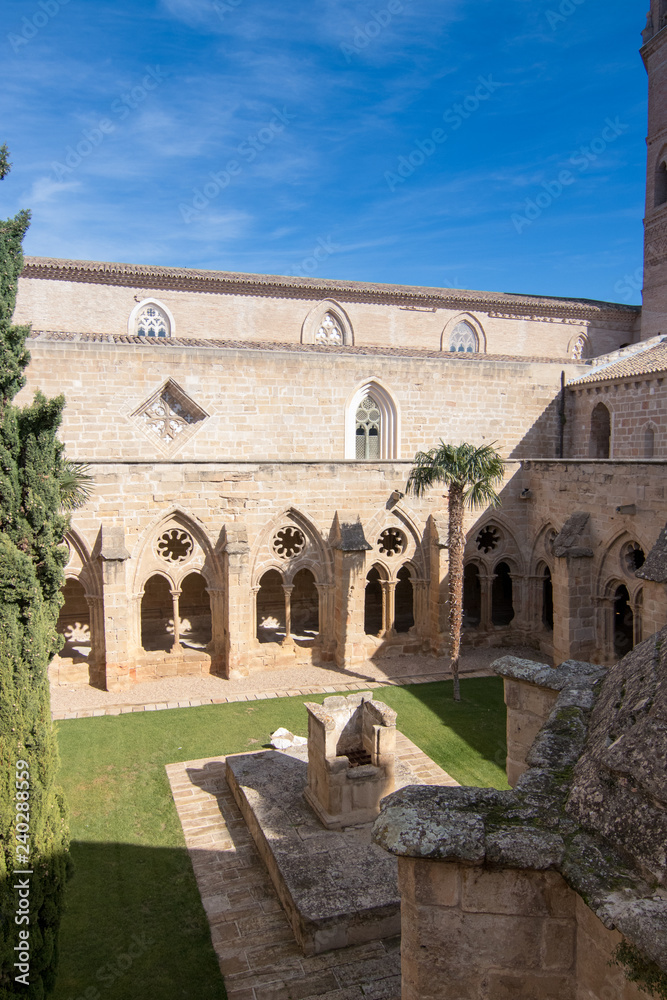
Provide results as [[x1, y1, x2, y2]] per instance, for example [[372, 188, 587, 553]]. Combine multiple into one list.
[[356, 397, 381, 459], [315, 313, 344, 347], [135, 303, 170, 338], [449, 321, 478, 353]]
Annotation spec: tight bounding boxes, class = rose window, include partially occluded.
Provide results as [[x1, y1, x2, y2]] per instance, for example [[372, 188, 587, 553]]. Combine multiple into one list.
[[315, 313, 343, 347], [377, 527, 407, 557], [622, 542, 645, 574], [156, 529, 194, 563], [272, 527, 306, 560], [476, 525, 501, 553], [136, 304, 169, 338]]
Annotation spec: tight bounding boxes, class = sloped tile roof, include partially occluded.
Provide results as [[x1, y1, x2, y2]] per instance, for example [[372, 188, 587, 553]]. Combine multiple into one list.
[[28, 330, 571, 364], [21, 257, 640, 319], [568, 342, 667, 385]]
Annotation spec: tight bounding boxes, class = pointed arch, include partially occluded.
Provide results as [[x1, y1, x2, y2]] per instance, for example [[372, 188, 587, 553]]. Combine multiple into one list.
[[643, 422, 657, 458], [128, 298, 175, 339], [251, 507, 333, 587], [64, 528, 103, 596], [441, 313, 487, 354], [589, 402, 611, 458], [345, 379, 400, 460], [131, 507, 219, 594], [301, 299, 354, 347], [364, 499, 427, 581], [568, 332, 591, 360], [655, 145, 667, 208]]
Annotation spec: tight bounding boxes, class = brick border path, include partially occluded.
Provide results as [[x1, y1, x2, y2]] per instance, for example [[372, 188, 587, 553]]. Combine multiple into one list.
[[166, 737, 457, 999], [53, 668, 494, 720]]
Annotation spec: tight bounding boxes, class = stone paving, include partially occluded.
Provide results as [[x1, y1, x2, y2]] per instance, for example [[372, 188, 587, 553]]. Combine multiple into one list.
[[166, 735, 458, 1000]]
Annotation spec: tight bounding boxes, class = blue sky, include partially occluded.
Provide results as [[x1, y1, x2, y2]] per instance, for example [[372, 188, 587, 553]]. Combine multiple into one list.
[[0, 0, 648, 302]]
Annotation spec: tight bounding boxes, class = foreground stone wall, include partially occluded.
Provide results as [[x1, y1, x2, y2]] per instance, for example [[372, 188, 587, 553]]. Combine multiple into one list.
[[397, 858, 646, 1000]]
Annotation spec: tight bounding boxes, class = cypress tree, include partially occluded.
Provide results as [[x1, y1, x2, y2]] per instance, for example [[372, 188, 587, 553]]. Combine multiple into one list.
[[0, 145, 70, 999]]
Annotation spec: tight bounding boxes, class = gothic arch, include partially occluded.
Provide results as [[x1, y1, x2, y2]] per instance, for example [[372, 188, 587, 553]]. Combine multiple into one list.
[[589, 401, 611, 458], [128, 298, 175, 338], [301, 300, 354, 347], [64, 528, 103, 597], [465, 512, 525, 575], [643, 421, 657, 458], [251, 507, 333, 587], [595, 529, 648, 600], [345, 379, 400, 460], [568, 332, 591, 360], [440, 313, 487, 354], [131, 508, 219, 594], [364, 500, 427, 581], [655, 145, 667, 208], [530, 522, 558, 575]]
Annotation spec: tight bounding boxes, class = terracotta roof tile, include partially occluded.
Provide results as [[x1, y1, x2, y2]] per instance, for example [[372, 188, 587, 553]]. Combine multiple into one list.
[[568, 342, 667, 385], [28, 330, 570, 365], [21, 256, 639, 318]]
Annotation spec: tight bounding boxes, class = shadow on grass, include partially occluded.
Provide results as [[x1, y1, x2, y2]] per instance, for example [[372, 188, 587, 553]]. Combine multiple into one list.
[[51, 841, 226, 1000], [373, 676, 510, 789]]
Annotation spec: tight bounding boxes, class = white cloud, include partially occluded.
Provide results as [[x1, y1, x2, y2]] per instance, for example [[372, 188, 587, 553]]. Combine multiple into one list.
[[24, 176, 81, 204]]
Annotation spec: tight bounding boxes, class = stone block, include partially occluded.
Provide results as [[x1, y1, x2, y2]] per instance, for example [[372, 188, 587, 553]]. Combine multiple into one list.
[[398, 857, 461, 908], [461, 868, 570, 919]]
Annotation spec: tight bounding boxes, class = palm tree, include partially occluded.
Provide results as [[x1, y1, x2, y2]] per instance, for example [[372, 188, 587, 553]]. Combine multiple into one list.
[[59, 460, 94, 511], [407, 442, 505, 701]]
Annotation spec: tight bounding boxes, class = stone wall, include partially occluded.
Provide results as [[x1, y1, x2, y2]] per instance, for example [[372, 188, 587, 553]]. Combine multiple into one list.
[[17, 336, 581, 462], [15, 263, 638, 358], [397, 858, 647, 1000], [567, 377, 667, 459]]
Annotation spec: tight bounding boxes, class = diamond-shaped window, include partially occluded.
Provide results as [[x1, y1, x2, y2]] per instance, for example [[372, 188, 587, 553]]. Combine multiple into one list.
[[132, 379, 208, 452]]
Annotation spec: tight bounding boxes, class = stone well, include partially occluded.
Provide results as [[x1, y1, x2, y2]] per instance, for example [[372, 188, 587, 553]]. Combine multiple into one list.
[[303, 692, 397, 830]]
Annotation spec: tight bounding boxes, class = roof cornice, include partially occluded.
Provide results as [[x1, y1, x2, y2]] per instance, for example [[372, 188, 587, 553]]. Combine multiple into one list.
[[20, 256, 640, 322]]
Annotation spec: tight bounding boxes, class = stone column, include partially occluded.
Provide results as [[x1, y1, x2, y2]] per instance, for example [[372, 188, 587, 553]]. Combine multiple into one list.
[[85, 595, 106, 689], [426, 515, 448, 654], [99, 526, 133, 692], [170, 588, 182, 651], [551, 514, 595, 665], [315, 583, 336, 661], [224, 526, 251, 678], [330, 513, 372, 669], [282, 584, 294, 644], [206, 587, 226, 676], [382, 580, 396, 636], [479, 572, 494, 630]]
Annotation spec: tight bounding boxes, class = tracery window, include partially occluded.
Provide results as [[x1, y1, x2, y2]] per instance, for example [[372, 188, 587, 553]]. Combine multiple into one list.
[[356, 397, 381, 459], [135, 303, 170, 338], [315, 313, 344, 347], [449, 321, 478, 353]]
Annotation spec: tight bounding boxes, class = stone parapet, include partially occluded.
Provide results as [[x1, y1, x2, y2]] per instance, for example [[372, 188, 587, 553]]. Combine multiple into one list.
[[373, 633, 667, 999]]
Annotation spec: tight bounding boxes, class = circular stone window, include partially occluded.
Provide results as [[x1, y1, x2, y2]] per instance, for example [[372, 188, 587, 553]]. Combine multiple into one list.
[[622, 541, 645, 575], [272, 527, 306, 560], [476, 525, 501, 554], [377, 527, 407, 557], [156, 528, 194, 563]]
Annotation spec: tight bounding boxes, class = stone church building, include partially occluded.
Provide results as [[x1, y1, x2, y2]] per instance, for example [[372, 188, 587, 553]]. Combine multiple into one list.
[[12, 6, 667, 696]]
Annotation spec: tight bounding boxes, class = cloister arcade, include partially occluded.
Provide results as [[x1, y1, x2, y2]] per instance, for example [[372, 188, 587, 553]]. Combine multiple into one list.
[[51, 505, 658, 690]]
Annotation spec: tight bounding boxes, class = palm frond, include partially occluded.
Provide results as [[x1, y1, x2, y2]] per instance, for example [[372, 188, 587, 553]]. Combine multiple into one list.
[[59, 461, 94, 511]]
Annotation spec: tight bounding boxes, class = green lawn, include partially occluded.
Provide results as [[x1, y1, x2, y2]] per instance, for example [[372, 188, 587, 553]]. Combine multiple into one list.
[[53, 676, 508, 1000]]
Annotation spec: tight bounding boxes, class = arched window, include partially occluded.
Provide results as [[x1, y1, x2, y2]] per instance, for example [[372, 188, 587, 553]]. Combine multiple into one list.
[[356, 397, 381, 459], [179, 573, 212, 650], [129, 299, 173, 338], [656, 158, 667, 208], [394, 566, 414, 633], [141, 575, 174, 652], [644, 425, 656, 458], [346, 381, 399, 460], [364, 567, 384, 636], [449, 321, 478, 353], [301, 300, 353, 346], [492, 562, 514, 626], [613, 584, 633, 658], [542, 566, 554, 631], [589, 403, 611, 459], [256, 570, 286, 644], [463, 564, 481, 627]]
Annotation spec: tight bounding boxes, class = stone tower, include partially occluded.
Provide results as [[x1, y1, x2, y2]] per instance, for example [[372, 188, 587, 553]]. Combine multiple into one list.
[[641, 1, 667, 338]]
